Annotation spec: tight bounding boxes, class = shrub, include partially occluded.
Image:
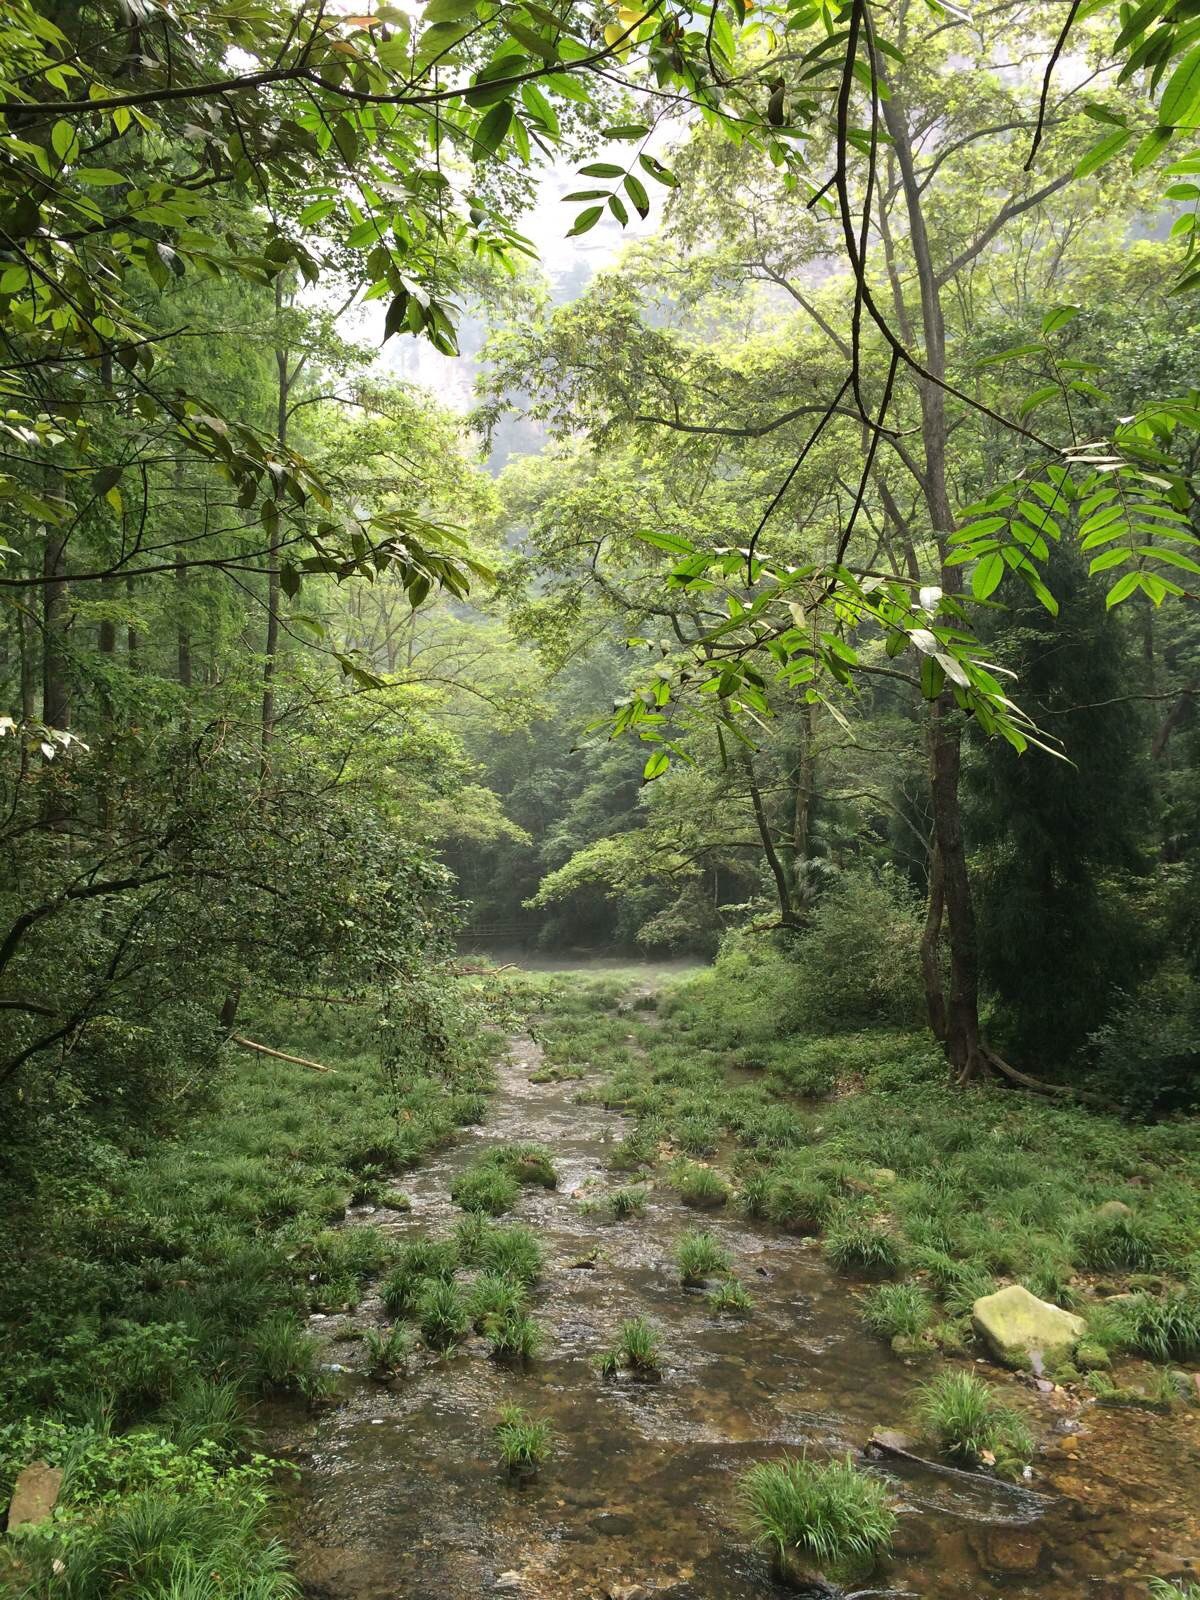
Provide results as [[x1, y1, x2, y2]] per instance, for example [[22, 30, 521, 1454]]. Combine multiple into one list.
[[708, 1279, 753, 1314], [916, 1371, 1034, 1477], [417, 1281, 468, 1350], [676, 1230, 731, 1286], [738, 1455, 895, 1579], [494, 1405, 552, 1475], [362, 1323, 411, 1378], [823, 1211, 903, 1277], [859, 1283, 932, 1342], [669, 1161, 730, 1208]]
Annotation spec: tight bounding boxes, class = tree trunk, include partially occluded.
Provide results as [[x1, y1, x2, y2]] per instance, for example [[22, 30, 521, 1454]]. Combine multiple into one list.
[[42, 523, 70, 731], [744, 752, 794, 926], [881, 88, 988, 1080], [262, 287, 288, 778]]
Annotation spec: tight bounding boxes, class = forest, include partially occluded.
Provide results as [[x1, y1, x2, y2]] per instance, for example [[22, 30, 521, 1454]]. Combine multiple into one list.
[[2, 0, 1200, 1596]]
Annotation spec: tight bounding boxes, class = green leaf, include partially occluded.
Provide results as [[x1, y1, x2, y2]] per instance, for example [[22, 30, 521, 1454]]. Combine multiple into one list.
[[1074, 127, 1132, 177], [332, 116, 359, 166], [424, 0, 477, 19], [608, 192, 629, 226], [623, 173, 650, 217], [1133, 125, 1173, 171], [1041, 304, 1078, 335], [472, 100, 513, 162], [971, 550, 1004, 600], [1106, 570, 1142, 607], [577, 162, 625, 177], [74, 168, 125, 185], [566, 204, 604, 236], [1160, 41, 1200, 126], [642, 750, 670, 781], [51, 119, 78, 161]]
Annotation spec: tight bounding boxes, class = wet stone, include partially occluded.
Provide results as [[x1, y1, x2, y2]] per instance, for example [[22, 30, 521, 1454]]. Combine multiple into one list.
[[968, 1525, 1045, 1575], [591, 1513, 638, 1536]]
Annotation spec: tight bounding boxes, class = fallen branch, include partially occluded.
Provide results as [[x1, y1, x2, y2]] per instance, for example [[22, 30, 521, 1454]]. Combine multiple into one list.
[[231, 1035, 333, 1072], [970, 1045, 1112, 1109]]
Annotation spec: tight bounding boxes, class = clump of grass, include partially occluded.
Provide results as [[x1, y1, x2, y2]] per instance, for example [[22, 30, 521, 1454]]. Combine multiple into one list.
[[860, 1283, 933, 1342], [608, 1186, 648, 1219], [247, 1313, 320, 1396], [487, 1312, 542, 1363], [450, 1164, 520, 1216], [417, 1280, 469, 1350], [598, 1316, 662, 1379], [823, 1210, 903, 1277], [488, 1142, 558, 1189], [608, 1129, 655, 1172], [763, 1173, 834, 1234], [363, 1323, 412, 1377], [669, 1161, 730, 1209], [1110, 1288, 1200, 1362], [494, 1405, 552, 1476], [1071, 1207, 1162, 1271], [467, 1272, 526, 1334], [738, 1454, 895, 1581], [477, 1222, 543, 1286], [708, 1279, 753, 1314], [160, 1377, 256, 1457], [916, 1370, 1034, 1478], [676, 1229, 731, 1286], [1150, 1579, 1200, 1598], [380, 1237, 458, 1315]]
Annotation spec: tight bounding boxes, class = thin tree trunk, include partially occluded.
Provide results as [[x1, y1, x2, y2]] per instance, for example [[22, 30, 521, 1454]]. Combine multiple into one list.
[[881, 88, 987, 1080], [744, 752, 794, 926], [42, 524, 70, 731], [262, 282, 288, 777]]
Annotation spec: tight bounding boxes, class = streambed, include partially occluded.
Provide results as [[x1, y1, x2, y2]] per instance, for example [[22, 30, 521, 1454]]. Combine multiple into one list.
[[270, 980, 1200, 1600]]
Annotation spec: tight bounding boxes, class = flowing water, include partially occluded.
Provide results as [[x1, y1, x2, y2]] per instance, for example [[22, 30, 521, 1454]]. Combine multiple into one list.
[[271, 974, 1200, 1600]]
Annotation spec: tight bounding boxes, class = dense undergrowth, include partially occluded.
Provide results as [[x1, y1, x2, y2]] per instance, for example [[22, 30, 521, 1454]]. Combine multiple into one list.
[[524, 945, 1200, 1383], [0, 994, 493, 1599]]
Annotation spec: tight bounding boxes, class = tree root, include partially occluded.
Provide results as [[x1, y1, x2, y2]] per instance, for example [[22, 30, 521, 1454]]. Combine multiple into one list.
[[957, 1043, 1111, 1108], [231, 1035, 333, 1072]]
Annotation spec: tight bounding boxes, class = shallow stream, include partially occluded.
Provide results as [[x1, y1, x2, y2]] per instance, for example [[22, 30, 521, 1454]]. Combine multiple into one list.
[[271, 975, 1200, 1600]]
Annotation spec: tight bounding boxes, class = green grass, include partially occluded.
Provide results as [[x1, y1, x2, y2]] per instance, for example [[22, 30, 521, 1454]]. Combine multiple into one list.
[[676, 1229, 731, 1286], [859, 1283, 933, 1342], [1110, 1287, 1200, 1362], [1150, 1580, 1200, 1598], [467, 1272, 526, 1334], [417, 1280, 469, 1350], [607, 1186, 649, 1219], [707, 1279, 753, 1314], [822, 1209, 903, 1277], [362, 1323, 412, 1377], [738, 1455, 895, 1580], [494, 1405, 552, 1475], [669, 1161, 730, 1208], [379, 1238, 458, 1315], [450, 1164, 520, 1216], [916, 1370, 1034, 1478], [598, 1316, 662, 1378], [486, 1311, 542, 1363], [476, 1222, 544, 1285]]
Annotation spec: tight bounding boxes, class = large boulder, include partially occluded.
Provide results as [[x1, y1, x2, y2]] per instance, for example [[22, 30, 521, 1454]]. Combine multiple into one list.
[[972, 1284, 1085, 1370], [5, 1461, 63, 1530]]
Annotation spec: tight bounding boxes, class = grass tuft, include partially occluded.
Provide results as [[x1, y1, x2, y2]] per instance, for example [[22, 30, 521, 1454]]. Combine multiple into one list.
[[598, 1315, 662, 1379], [676, 1229, 731, 1286], [916, 1370, 1034, 1478], [738, 1454, 895, 1579], [859, 1282, 933, 1342], [494, 1405, 552, 1475]]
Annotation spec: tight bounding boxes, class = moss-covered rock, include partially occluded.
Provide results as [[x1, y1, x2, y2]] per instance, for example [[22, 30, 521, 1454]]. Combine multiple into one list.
[[972, 1284, 1086, 1370]]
